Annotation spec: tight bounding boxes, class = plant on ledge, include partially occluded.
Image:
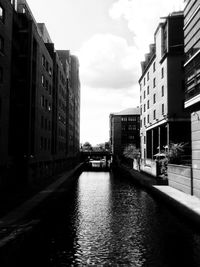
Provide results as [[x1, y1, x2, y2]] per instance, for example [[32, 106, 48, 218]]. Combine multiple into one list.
[[168, 142, 188, 165]]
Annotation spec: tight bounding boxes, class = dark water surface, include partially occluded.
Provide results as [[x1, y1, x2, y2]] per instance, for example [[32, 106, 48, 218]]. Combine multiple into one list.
[[27, 171, 200, 266]]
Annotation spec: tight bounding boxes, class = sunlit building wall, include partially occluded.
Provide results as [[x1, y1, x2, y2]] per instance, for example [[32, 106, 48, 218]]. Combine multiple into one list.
[[184, 0, 200, 197], [139, 11, 191, 176]]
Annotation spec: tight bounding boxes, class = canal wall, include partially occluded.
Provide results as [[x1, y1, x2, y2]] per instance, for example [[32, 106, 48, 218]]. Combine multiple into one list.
[[116, 164, 200, 227], [0, 163, 84, 267]]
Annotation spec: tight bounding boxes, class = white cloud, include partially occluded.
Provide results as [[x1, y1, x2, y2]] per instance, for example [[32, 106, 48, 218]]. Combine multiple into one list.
[[109, 0, 185, 58], [77, 33, 140, 89], [80, 85, 140, 145]]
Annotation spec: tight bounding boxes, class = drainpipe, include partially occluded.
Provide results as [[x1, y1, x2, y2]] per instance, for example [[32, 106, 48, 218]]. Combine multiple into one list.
[[158, 126, 161, 154], [191, 164, 193, 196]]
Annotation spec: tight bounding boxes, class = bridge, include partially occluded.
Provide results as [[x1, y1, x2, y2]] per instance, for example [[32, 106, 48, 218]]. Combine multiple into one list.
[[80, 150, 112, 170]]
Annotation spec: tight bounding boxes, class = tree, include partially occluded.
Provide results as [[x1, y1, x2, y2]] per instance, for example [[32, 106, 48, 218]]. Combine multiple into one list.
[[123, 144, 140, 159], [82, 142, 93, 151]]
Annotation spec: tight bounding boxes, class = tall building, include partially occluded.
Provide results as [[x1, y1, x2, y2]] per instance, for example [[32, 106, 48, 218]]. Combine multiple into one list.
[[110, 107, 140, 157], [0, 0, 15, 185], [70, 55, 80, 156], [0, 0, 81, 187], [56, 51, 80, 161], [9, 0, 54, 183], [184, 0, 200, 197], [139, 11, 191, 176]]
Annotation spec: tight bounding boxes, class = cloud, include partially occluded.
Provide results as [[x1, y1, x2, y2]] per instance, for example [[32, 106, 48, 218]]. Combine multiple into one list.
[[80, 85, 140, 145], [77, 33, 140, 89], [109, 0, 185, 58]]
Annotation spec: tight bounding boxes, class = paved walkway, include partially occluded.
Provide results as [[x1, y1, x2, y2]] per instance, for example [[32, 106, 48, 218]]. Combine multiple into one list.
[[120, 164, 200, 225], [0, 164, 83, 248], [153, 185, 200, 220]]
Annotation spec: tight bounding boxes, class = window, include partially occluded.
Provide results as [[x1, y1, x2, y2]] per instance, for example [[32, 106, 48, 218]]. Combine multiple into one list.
[[128, 117, 136, 121], [144, 117, 146, 126], [147, 86, 149, 95], [162, 85, 164, 97], [153, 110, 156, 120], [153, 62, 156, 72], [144, 77, 146, 86], [161, 67, 164, 78], [40, 137, 43, 150], [140, 106, 142, 115], [41, 116, 44, 128], [144, 136, 146, 144], [144, 90, 146, 99], [0, 5, 5, 23], [0, 35, 4, 53], [153, 93, 156, 104], [147, 71, 149, 81], [121, 117, 127, 121], [48, 139, 50, 150], [153, 78, 156, 88], [45, 80, 48, 90], [140, 96, 142, 103], [0, 67, 3, 83], [128, 125, 136, 130], [46, 61, 49, 72], [143, 104, 146, 112], [162, 104, 164, 115], [42, 75, 45, 87], [147, 100, 150, 109], [45, 118, 47, 130], [44, 138, 47, 150], [45, 99, 48, 110], [147, 114, 149, 123], [48, 103, 51, 112], [41, 95, 45, 107], [42, 55, 45, 67]]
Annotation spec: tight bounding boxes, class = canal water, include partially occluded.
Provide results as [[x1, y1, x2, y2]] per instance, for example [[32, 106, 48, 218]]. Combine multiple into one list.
[[25, 171, 200, 266]]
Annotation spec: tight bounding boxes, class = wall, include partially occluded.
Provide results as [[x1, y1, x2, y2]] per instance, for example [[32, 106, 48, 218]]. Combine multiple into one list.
[[191, 110, 200, 198], [168, 164, 192, 194]]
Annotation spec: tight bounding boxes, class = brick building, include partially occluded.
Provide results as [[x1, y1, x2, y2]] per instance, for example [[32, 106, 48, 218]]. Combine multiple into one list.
[[0, 0, 15, 186], [110, 107, 140, 157], [0, 0, 80, 188]]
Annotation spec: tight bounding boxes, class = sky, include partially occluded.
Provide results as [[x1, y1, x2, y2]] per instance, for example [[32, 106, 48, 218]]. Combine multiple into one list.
[[27, 0, 185, 146]]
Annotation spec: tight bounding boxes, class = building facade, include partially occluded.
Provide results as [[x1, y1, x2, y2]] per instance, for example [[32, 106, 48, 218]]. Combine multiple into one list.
[[184, 0, 200, 197], [110, 108, 140, 157], [139, 11, 191, 176], [0, 0, 15, 186], [0, 0, 80, 188]]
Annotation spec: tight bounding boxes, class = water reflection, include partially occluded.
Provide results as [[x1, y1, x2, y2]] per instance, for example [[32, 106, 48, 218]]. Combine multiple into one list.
[[73, 172, 112, 265], [38, 171, 200, 266]]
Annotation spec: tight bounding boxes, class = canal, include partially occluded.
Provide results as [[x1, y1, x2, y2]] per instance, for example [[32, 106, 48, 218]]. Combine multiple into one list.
[[22, 170, 200, 266]]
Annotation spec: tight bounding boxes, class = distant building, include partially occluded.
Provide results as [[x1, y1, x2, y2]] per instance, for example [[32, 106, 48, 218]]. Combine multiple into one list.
[[184, 0, 200, 197], [139, 11, 191, 176], [57, 51, 80, 160], [110, 107, 140, 157]]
